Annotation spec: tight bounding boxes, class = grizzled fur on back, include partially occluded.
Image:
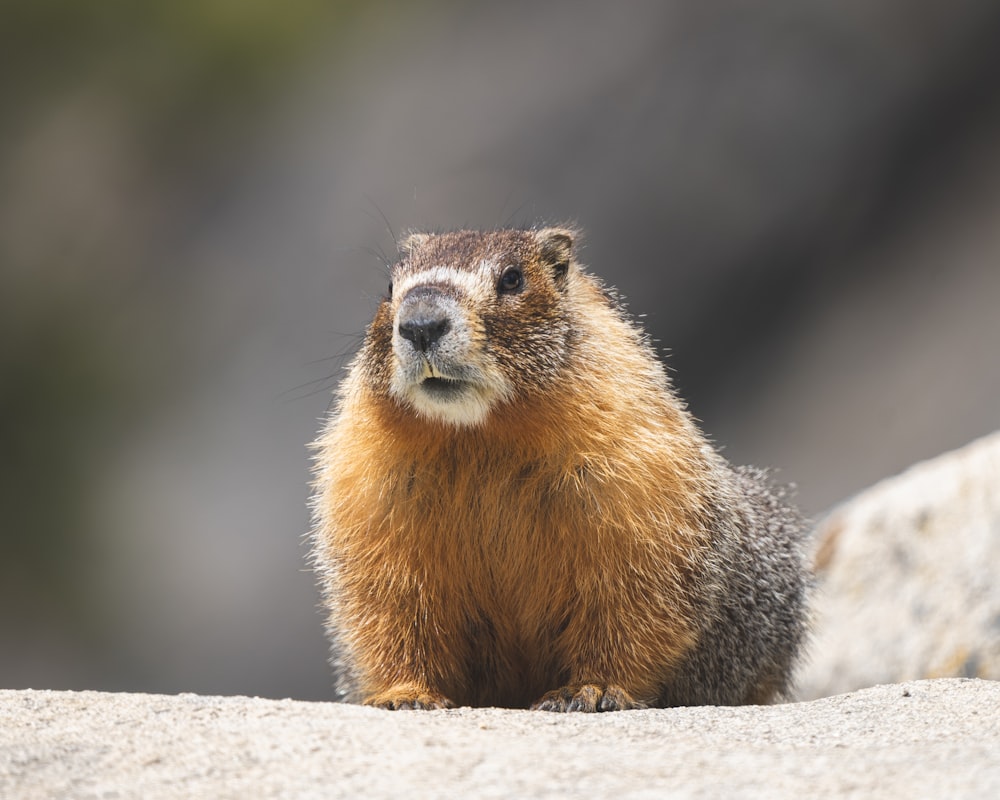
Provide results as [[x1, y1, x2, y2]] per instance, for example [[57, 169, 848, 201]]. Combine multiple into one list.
[[310, 226, 810, 711], [663, 466, 809, 705]]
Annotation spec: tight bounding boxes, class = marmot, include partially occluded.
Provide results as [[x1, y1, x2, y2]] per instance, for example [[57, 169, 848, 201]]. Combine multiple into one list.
[[310, 227, 809, 711]]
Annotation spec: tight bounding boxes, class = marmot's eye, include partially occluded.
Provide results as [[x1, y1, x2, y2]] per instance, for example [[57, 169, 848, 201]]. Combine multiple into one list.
[[386, 281, 393, 300], [498, 266, 524, 294]]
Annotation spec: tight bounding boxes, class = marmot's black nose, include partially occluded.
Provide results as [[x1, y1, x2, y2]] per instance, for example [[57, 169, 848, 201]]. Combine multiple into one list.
[[398, 314, 450, 352], [397, 286, 453, 352]]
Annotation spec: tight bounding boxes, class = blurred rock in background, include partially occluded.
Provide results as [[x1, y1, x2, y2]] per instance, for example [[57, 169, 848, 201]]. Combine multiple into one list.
[[2, 0, 999, 700], [800, 430, 1000, 699]]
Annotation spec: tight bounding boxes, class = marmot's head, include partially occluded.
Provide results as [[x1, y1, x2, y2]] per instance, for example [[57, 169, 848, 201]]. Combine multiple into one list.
[[359, 228, 578, 426]]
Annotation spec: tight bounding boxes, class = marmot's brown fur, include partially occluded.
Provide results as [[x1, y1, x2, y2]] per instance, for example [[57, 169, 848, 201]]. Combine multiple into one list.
[[311, 227, 809, 711]]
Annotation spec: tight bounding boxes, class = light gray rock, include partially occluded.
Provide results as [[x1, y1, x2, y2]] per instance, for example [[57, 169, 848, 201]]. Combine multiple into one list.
[[799, 430, 1000, 700], [2, 680, 998, 799]]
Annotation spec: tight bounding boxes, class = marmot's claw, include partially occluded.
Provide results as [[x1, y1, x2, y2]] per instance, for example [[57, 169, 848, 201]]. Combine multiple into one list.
[[364, 688, 455, 710], [531, 684, 644, 712]]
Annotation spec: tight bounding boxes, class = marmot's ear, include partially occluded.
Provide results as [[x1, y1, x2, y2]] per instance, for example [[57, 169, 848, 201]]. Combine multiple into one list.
[[399, 232, 431, 256], [534, 228, 574, 283]]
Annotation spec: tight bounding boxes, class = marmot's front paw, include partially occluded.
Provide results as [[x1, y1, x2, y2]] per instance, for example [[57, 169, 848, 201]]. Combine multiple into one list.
[[364, 686, 455, 710], [531, 684, 646, 712]]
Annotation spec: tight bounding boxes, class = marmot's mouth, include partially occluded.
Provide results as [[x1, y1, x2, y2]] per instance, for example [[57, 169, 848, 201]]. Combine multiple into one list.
[[420, 376, 468, 400]]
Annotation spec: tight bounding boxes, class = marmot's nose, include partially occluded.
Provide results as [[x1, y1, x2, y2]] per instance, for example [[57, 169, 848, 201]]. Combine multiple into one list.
[[398, 314, 451, 352], [397, 287, 453, 353]]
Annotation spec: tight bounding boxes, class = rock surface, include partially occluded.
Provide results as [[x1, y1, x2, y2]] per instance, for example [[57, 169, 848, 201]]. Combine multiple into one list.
[[2, 680, 999, 799], [800, 430, 1000, 700]]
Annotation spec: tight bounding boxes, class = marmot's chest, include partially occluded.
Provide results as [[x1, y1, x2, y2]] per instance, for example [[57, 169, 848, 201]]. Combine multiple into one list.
[[392, 449, 593, 531]]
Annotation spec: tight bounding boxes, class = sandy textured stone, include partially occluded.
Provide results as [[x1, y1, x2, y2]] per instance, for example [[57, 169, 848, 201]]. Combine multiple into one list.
[[1, 680, 998, 799], [800, 430, 1000, 700]]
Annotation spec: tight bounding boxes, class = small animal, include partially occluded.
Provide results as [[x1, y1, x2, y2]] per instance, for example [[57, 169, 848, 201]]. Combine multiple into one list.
[[310, 227, 809, 711]]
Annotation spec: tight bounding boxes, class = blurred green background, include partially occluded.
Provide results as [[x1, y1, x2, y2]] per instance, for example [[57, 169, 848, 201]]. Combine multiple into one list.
[[3, 0, 1000, 700]]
